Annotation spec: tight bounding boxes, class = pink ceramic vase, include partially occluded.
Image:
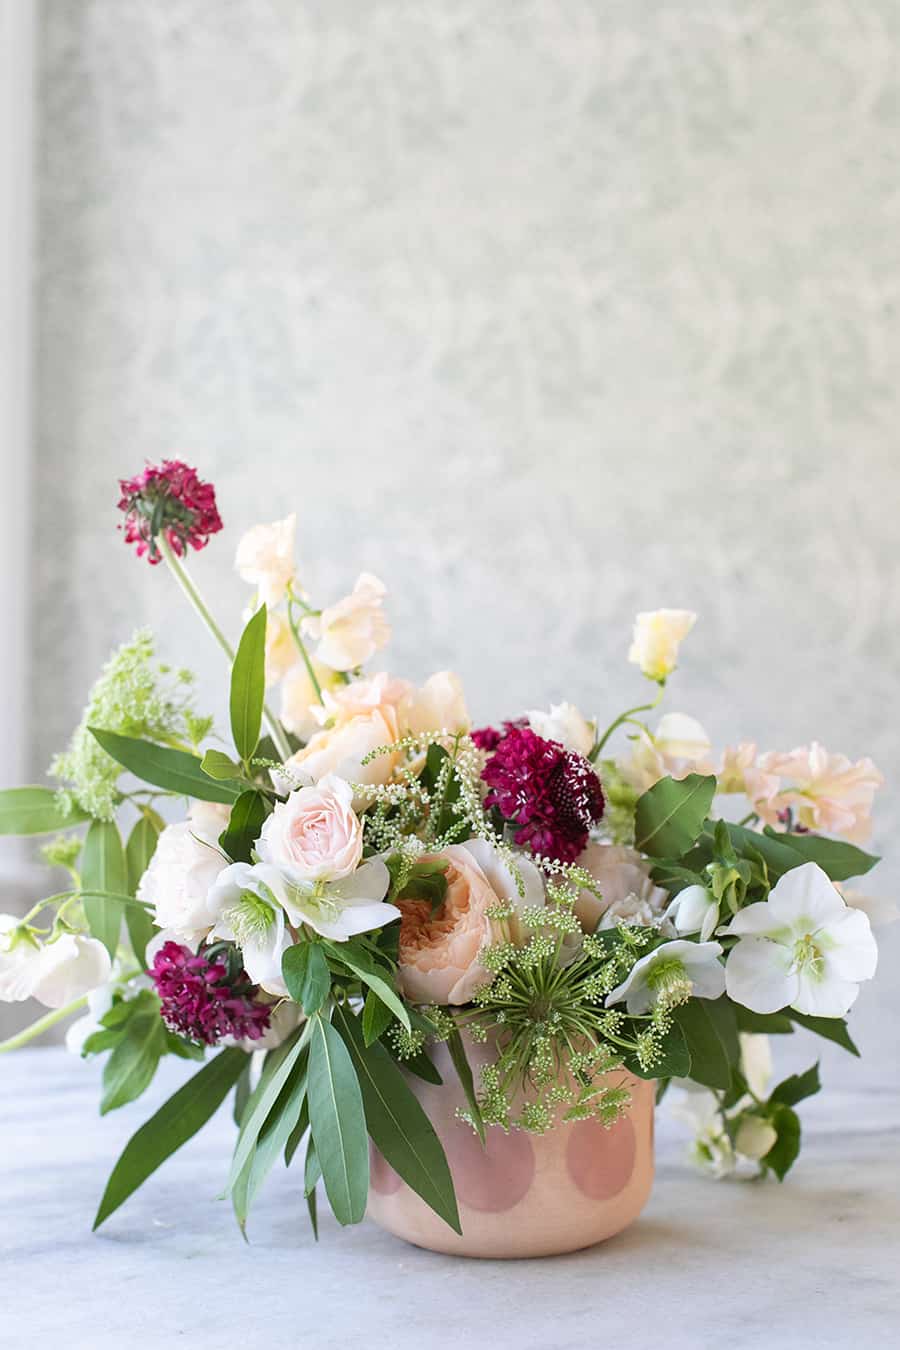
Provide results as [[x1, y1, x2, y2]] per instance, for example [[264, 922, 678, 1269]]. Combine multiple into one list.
[[367, 1036, 655, 1258]]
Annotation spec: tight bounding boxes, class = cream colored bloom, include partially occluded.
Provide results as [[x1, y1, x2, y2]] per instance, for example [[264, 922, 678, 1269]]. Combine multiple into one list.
[[573, 843, 667, 933], [628, 609, 697, 681], [738, 1032, 772, 1099], [0, 916, 112, 1009], [619, 714, 712, 793], [258, 609, 297, 687], [407, 672, 470, 737], [302, 572, 390, 671], [137, 801, 231, 946], [282, 703, 402, 801], [279, 659, 340, 740], [735, 1115, 778, 1161], [527, 702, 594, 757], [234, 514, 297, 607]]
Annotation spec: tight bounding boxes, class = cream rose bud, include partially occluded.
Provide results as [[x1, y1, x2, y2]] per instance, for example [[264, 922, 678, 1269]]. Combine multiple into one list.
[[527, 702, 594, 757], [628, 609, 697, 682], [257, 773, 363, 884], [301, 572, 390, 671], [234, 513, 297, 608], [406, 672, 470, 736], [137, 800, 231, 946], [735, 1115, 778, 1161]]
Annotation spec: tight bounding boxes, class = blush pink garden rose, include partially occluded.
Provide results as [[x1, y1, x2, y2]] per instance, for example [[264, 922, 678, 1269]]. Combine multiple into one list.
[[573, 843, 668, 934], [256, 773, 363, 885], [396, 839, 544, 1005]]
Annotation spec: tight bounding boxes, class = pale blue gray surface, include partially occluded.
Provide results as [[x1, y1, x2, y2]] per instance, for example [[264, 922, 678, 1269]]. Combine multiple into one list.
[[2, 1049, 897, 1348], [22, 2, 900, 1069]]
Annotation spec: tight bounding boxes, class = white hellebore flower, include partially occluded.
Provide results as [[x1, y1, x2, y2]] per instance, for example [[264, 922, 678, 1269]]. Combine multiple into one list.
[[628, 609, 697, 682], [301, 572, 390, 671], [606, 939, 725, 1014], [0, 915, 112, 1009], [527, 701, 594, 757], [665, 884, 720, 942], [208, 862, 294, 998], [137, 801, 231, 946], [719, 862, 878, 1017], [280, 857, 399, 943], [234, 513, 297, 608]]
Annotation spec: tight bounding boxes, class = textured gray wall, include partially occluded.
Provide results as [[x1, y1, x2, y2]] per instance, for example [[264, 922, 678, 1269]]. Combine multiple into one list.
[[29, 0, 900, 1074]]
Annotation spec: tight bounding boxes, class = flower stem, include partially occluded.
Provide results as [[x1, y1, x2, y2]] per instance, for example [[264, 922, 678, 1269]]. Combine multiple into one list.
[[158, 534, 294, 762], [590, 684, 665, 761], [287, 593, 324, 705], [0, 996, 89, 1052]]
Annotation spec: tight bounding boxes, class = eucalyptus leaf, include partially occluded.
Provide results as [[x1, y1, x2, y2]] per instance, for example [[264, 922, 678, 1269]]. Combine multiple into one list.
[[307, 1013, 369, 1226], [230, 605, 267, 761], [81, 819, 128, 958], [0, 786, 90, 836], [334, 1005, 461, 1234], [634, 774, 717, 858], [89, 728, 242, 804], [93, 1049, 247, 1229]]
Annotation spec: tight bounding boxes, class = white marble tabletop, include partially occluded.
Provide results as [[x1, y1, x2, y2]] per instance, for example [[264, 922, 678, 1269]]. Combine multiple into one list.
[[2, 1049, 897, 1350]]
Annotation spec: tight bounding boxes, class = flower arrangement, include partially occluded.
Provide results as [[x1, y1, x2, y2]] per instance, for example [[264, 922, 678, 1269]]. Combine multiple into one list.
[[0, 461, 892, 1245]]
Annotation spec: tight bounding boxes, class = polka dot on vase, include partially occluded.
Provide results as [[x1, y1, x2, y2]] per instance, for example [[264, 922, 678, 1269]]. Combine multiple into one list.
[[566, 1115, 635, 1201], [369, 1145, 402, 1196], [443, 1122, 535, 1213]]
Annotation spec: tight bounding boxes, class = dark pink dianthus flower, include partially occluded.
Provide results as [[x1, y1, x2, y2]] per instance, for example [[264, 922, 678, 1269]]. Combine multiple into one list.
[[118, 459, 223, 563], [150, 941, 271, 1046], [481, 725, 605, 864]]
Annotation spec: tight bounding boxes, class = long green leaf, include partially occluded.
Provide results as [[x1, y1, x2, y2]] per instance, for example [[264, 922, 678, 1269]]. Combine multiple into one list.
[[446, 1026, 485, 1144], [81, 820, 128, 957], [326, 942, 411, 1032], [282, 943, 331, 1015], [770, 1061, 821, 1108], [763, 829, 879, 881], [219, 790, 269, 865], [0, 786, 90, 836], [93, 1048, 247, 1229], [786, 1010, 860, 1056], [230, 606, 267, 761], [236, 1068, 308, 1229], [89, 728, 242, 804], [634, 774, 717, 858], [124, 811, 163, 965], [227, 1031, 307, 1190], [100, 1011, 167, 1114], [335, 1004, 461, 1234], [307, 1013, 368, 1226]]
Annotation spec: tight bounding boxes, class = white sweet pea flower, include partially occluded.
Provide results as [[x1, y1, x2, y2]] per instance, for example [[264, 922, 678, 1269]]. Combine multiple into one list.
[[628, 609, 697, 682], [665, 884, 720, 942], [208, 862, 295, 997], [526, 702, 594, 757], [65, 980, 117, 1055], [279, 856, 400, 943], [0, 915, 44, 1001], [234, 513, 297, 607], [301, 572, 390, 671], [669, 1084, 735, 1178], [606, 939, 725, 1014], [654, 713, 711, 763], [719, 862, 878, 1017], [1, 917, 112, 1008]]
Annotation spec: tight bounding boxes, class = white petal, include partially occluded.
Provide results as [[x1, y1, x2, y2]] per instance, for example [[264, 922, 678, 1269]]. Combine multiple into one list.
[[313, 901, 402, 942], [686, 959, 727, 1001], [325, 857, 391, 906], [460, 838, 546, 912], [821, 908, 878, 982], [725, 937, 798, 1014], [667, 885, 714, 936], [717, 902, 790, 941], [792, 971, 860, 1018], [768, 862, 847, 928]]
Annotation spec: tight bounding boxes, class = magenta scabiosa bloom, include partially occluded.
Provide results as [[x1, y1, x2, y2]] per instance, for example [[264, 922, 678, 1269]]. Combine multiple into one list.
[[118, 459, 223, 563], [150, 941, 271, 1046], [481, 725, 605, 863]]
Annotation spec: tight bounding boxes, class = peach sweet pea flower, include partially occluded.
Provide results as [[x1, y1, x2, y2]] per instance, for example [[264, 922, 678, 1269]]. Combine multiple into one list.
[[620, 713, 712, 793], [573, 843, 668, 934], [234, 514, 297, 607], [283, 701, 402, 799], [406, 672, 470, 737], [756, 743, 884, 843], [397, 840, 544, 1005], [302, 572, 390, 671]]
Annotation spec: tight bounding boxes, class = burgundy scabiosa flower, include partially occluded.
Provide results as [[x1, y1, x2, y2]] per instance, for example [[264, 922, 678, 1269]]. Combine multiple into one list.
[[150, 941, 271, 1046], [118, 459, 223, 563], [481, 725, 605, 864]]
